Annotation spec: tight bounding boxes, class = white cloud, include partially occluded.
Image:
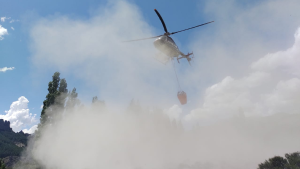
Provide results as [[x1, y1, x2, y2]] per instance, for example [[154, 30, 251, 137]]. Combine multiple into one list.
[[252, 28, 300, 76], [0, 17, 18, 23], [185, 27, 300, 125], [185, 0, 300, 94], [0, 96, 39, 132], [40, 105, 43, 109], [23, 125, 38, 134], [0, 17, 10, 22], [0, 67, 14, 72], [11, 27, 14, 30], [9, 19, 18, 23], [0, 25, 8, 40]]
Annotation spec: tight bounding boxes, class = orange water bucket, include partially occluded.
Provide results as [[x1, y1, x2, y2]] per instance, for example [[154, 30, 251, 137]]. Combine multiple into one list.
[[177, 91, 187, 105]]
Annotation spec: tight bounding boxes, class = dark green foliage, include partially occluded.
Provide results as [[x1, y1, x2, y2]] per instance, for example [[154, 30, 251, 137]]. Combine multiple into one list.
[[56, 78, 68, 109], [258, 156, 288, 169], [285, 152, 300, 169], [0, 131, 28, 158], [66, 88, 79, 110], [69, 88, 78, 100], [58, 78, 68, 93], [40, 72, 61, 125], [39, 72, 69, 127], [38, 72, 81, 136], [0, 158, 7, 169], [258, 152, 300, 169]]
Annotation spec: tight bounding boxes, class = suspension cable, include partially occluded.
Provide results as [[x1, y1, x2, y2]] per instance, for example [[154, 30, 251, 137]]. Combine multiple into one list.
[[172, 59, 181, 91]]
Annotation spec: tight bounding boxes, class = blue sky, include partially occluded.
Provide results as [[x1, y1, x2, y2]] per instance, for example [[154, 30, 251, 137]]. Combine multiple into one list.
[[1, 0, 300, 133], [0, 0, 213, 116]]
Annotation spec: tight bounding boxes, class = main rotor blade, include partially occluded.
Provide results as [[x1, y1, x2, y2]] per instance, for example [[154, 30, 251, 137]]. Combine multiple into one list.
[[170, 21, 214, 35], [154, 9, 168, 33], [122, 35, 163, 42]]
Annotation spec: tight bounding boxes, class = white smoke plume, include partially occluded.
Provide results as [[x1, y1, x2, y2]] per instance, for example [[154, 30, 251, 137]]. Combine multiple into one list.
[[29, 1, 180, 107], [16, 104, 300, 169], [18, 0, 300, 168]]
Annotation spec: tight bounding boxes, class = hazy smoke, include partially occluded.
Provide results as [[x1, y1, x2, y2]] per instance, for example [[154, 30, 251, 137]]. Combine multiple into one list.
[[15, 104, 300, 169], [19, 0, 300, 168]]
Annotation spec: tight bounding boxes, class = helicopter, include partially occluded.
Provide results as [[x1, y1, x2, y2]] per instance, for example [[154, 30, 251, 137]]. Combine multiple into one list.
[[124, 9, 214, 65]]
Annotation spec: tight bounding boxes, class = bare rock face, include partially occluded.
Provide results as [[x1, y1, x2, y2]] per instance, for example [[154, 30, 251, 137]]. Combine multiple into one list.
[[2, 156, 20, 169], [0, 119, 13, 132], [17, 130, 30, 137], [15, 142, 26, 148]]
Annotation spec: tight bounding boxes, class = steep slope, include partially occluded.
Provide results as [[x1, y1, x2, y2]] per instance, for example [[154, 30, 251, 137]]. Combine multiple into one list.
[[0, 119, 29, 158]]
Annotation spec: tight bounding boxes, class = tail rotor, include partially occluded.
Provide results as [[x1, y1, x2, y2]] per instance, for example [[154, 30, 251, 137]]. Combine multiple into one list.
[[186, 52, 194, 66], [177, 51, 194, 66]]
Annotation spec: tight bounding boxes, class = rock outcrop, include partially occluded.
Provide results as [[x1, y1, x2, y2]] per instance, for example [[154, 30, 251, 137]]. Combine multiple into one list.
[[0, 119, 30, 159], [2, 156, 20, 169], [0, 119, 13, 132]]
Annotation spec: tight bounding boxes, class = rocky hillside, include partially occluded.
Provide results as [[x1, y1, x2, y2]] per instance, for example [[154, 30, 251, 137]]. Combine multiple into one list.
[[0, 119, 30, 158]]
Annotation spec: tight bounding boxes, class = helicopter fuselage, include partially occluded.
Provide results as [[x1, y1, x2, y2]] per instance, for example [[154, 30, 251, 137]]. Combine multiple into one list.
[[124, 9, 213, 64], [153, 35, 183, 58]]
